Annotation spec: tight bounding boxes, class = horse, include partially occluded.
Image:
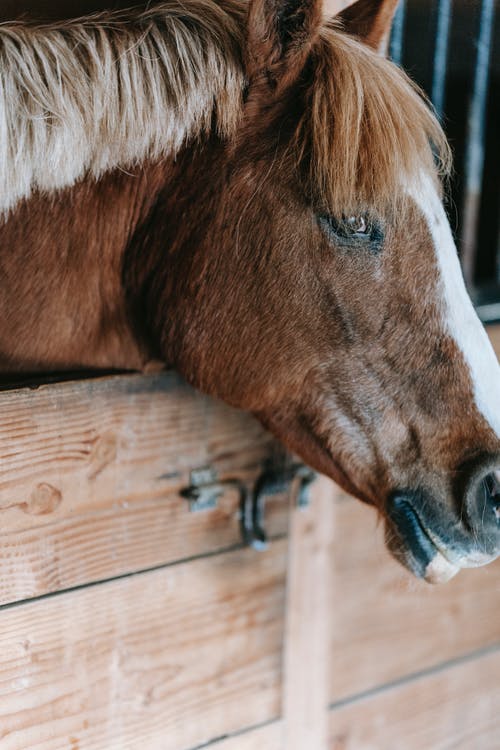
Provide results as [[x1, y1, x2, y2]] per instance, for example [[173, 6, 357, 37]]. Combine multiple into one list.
[[1, 0, 500, 584]]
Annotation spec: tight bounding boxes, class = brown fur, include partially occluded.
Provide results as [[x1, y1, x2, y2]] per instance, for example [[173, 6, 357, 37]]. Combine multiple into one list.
[[0, 0, 499, 579]]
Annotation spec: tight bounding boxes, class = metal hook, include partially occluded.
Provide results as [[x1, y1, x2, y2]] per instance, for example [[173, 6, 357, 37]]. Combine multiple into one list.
[[241, 462, 317, 549], [181, 462, 317, 550]]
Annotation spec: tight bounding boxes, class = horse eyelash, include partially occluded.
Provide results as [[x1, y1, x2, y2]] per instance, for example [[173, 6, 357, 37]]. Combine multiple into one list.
[[316, 214, 385, 254]]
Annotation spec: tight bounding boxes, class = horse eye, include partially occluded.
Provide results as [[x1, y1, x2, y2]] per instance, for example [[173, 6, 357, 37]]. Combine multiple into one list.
[[345, 215, 368, 235], [317, 213, 383, 253]]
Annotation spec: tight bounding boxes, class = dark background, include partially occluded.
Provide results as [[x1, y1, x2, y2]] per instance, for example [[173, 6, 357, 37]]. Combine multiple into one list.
[[392, 0, 500, 316]]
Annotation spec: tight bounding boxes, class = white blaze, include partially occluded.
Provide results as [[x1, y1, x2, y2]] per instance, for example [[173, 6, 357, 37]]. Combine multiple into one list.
[[411, 174, 500, 438]]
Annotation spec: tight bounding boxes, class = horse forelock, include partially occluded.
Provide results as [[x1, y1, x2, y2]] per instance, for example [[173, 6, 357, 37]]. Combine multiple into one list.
[[293, 24, 452, 217], [0, 0, 245, 215]]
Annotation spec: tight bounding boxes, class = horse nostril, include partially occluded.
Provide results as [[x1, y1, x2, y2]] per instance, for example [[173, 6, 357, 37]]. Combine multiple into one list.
[[480, 472, 500, 524], [483, 471, 500, 498], [462, 467, 500, 555]]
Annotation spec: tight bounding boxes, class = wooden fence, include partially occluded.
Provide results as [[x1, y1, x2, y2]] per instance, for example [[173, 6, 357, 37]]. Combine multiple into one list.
[[0, 332, 499, 749]]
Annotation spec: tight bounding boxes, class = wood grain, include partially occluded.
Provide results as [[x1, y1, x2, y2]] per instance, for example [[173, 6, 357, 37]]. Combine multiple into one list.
[[329, 493, 500, 703], [0, 373, 287, 605], [206, 721, 283, 749], [329, 646, 500, 750], [0, 542, 287, 750], [283, 476, 336, 750]]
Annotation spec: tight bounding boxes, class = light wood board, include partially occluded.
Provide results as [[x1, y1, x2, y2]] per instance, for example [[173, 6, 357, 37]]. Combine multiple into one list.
[[329, 646, 500, 749], [283, 475, 336, 750], [329, 493, 500, 702], [0, 373, 287, 605], [207, 721, 283, 749], [0, 542, 287, 750]]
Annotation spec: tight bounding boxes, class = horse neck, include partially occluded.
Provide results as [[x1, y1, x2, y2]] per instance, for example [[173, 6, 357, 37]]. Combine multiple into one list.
[[0, 161, 171, 373], [122, 140, 228, 372]]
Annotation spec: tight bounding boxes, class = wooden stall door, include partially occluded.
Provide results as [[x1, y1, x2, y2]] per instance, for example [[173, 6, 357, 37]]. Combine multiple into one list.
[[285, 477, 500, 750], [0, 373, 291, 750], [0, 332, 500, 749]]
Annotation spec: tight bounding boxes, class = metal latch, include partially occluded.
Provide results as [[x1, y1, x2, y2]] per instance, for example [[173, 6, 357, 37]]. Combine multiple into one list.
[[244, 462, 317, 547], [180, 466, 224, 512], [180, 462, 317, 549], [180, 466, 248, 513]]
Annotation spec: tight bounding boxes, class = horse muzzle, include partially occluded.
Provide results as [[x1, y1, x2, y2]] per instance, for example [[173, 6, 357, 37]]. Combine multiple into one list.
[[385, 472, 500, 583]]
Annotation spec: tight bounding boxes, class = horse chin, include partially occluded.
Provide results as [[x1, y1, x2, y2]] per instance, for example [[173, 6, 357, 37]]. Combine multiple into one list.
[[419, 551, 460, 584], [384, 498, 461, 584], [386, 532, 461, 584]]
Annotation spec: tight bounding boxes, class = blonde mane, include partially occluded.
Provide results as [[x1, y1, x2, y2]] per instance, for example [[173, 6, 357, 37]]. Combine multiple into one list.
[[0, 1, 245, 213], [0, 0, 450, 216]]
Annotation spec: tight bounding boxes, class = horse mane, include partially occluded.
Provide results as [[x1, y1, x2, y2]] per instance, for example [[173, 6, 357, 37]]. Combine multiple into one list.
[[0, 0, 450, 217], [0, 1, 245, 214], [296, 24, 452, 215]]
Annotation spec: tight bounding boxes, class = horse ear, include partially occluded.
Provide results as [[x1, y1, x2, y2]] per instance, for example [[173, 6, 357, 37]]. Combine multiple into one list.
[[245, 0, 323, 90], [337, 0, 400, 55]]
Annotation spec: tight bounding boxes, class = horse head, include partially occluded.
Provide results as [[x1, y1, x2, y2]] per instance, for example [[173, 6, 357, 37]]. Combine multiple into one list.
[[5, 0, 499, 582], [129, 0, 500, 583]]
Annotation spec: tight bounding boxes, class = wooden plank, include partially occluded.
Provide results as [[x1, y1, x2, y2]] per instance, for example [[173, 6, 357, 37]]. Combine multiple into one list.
[[0, 541, 287, 750], [0, 373, 287, 605], [329, 647, 500, 749], [205, 721, 283, 749], [329, 491, 500, 703], [282, 476, 335, 750]]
